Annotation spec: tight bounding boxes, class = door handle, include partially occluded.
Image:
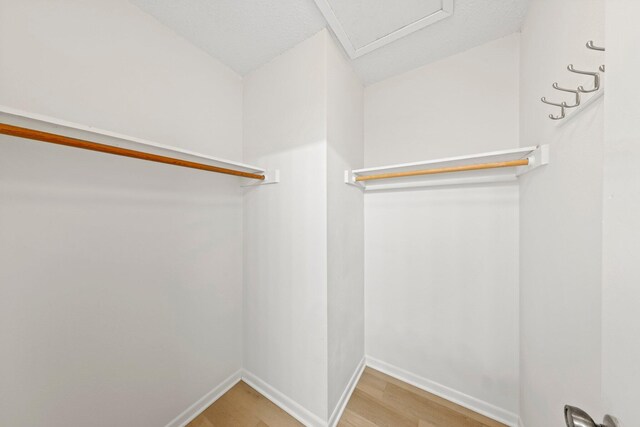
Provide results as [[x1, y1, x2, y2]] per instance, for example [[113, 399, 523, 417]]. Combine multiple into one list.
[[565, 405, 620, 427]]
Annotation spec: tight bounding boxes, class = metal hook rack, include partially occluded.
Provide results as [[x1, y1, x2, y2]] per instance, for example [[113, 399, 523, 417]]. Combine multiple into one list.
[[541, 40, 605, 120]]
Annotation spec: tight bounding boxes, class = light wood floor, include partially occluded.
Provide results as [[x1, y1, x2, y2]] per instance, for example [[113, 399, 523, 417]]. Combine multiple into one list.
[[188, 368, 506, 427], [188, 381, 302, 427]]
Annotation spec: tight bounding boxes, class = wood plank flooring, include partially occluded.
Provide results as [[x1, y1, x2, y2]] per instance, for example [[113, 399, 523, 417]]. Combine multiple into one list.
[[187, 381, 302, 427], [339, 368, 506, 427], [188, 368, 506, 427]]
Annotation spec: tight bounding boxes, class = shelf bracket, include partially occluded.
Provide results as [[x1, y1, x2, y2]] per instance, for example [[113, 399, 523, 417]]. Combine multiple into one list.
[[345, 170, 365, 189], [517, 144, 550, 176], [242, 169, 280, 187]]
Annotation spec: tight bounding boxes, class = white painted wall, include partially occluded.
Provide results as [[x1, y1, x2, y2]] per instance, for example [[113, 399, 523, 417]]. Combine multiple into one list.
[[243, 31, 366, 424], [602, 1, 640, 424], [365, 35, 520, 166], [363, 35, 520, 424], [518, 1, 604, 426], [242, 31, 329, 424], [0, 1, 244, 426], [0, 0, 242, 159], [326, 35, 364, 421]]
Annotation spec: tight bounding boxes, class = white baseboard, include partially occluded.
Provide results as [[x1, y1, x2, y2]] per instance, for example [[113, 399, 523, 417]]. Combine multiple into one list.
[[241, 369, 326, 427], [328, 357, 366, 427], [365, 356, 519, 427], [166, 359, 519, 427], [165, 369, 242, 427]]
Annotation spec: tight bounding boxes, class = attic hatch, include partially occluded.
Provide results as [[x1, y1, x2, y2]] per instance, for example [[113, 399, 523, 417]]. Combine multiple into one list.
[[314, 0, 453, 58]]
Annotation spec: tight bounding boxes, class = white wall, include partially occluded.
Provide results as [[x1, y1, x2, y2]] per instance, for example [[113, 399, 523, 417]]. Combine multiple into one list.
[[0, 1, 244, 426], [242, 31, 329, 423], [243, 30, 366, 424], [0, 0, 242, 159], [365, 35, 520, 166], [326, 35, 364, 420], [602, 0, 640, 424], [363, 35, 520, 423], [518, 1, 604, 426]]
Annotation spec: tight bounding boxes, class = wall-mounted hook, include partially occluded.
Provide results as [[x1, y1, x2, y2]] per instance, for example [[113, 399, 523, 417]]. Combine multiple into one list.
[[585, 41, 605, 74], [567, 65, 600, 93], [586, 40, 605, 51], [541, 97, 566, 107], [541, 97, 567, 120], [548, 107, 566, 120], [552, 83, 581, 108]]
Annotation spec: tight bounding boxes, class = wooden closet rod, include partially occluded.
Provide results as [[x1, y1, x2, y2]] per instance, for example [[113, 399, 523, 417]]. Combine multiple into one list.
[[355, 159, 529, 182], [0, 123, 265, 180]]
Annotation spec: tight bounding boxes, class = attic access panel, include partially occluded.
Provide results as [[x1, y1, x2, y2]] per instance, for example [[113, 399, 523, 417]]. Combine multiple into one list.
[[314, 0, 453, 58]]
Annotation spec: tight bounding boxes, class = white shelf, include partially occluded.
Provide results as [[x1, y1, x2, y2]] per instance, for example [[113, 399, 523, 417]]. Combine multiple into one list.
[[346, 145, 549, 191], [0, 105, 279, 185]]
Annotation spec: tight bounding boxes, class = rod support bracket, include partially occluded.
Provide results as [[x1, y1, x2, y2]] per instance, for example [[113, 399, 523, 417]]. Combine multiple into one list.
[[345, 170, 365, 189], [242, 169, 280, 187], [518, 144, 550, 176]]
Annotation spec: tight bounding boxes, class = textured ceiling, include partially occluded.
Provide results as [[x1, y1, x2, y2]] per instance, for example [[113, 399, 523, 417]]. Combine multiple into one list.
[[129, 0, 327, 76], [130, 0, 528, 85]]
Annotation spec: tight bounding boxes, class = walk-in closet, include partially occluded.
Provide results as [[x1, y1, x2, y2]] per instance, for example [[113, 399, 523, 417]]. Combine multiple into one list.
[[1, 1, 638, 426]]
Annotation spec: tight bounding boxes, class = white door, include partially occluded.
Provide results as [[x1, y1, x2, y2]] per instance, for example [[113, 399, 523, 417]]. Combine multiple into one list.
[[601, 1, 640, 425]]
